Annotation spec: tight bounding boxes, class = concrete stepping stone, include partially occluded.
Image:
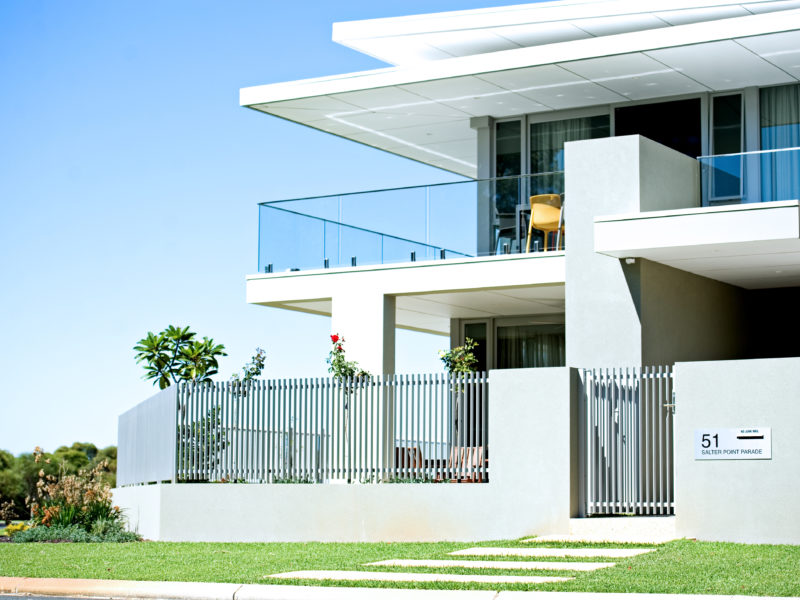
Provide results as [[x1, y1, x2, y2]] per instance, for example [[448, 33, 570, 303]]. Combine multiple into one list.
[[271, 570, 572, 584], [367, 559, 615, 571], [451, 547, 654, 558], [523, 534, 667, 544]]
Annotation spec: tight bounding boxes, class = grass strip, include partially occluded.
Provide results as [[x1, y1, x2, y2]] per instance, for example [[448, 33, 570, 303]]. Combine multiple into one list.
[[1, 538, 798, 596]]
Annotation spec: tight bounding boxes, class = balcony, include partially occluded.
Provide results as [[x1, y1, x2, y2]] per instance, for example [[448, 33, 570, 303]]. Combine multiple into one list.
[[258, 173, 564, 273], [699, 146, 800, 206]]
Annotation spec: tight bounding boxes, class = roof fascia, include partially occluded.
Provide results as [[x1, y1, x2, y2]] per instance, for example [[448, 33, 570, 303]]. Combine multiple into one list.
[[331, 0, 775, 41]]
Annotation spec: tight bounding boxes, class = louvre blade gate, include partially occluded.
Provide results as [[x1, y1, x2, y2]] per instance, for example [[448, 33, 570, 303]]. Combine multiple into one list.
[[581, 367, 675, 516]]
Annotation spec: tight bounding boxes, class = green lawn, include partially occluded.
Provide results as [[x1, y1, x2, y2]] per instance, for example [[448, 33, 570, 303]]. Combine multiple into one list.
[[1, 538, 799, 596]]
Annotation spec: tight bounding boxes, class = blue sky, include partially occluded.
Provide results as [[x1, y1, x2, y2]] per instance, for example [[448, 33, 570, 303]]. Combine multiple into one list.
[[0, 0, 532, 455]]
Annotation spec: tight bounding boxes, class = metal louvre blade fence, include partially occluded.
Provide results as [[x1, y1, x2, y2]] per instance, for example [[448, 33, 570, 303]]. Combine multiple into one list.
[[582, 367, 674, 516], [174, 372, 488, 484]]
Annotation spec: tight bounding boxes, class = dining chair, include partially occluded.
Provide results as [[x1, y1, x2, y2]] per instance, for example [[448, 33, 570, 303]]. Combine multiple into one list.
[[525, 194, 564, 252]]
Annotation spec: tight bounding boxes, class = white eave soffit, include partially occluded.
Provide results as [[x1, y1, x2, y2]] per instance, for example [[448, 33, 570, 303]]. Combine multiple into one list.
[[241, 8, 800, 177], [242, 9, 800, 104]]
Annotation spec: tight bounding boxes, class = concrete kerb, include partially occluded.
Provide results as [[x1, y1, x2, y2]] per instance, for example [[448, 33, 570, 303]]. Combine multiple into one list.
[[0, 578, 494, 600], [2, 578, 800, 600]]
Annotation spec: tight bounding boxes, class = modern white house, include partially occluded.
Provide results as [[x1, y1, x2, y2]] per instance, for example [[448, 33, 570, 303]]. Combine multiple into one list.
[[114, 0, 800, 546]]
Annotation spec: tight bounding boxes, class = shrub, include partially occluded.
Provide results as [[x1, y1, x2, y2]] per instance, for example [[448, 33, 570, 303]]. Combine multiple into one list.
[[23, 447, 138, 542], [327, 334, 369, 380], [11, 523, 140, 543], [3, 522, 28, 536], [439, 337, 478, 374]]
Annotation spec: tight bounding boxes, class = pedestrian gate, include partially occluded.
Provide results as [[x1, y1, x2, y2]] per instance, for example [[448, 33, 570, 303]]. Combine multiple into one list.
[[581, 367, 674, 516]]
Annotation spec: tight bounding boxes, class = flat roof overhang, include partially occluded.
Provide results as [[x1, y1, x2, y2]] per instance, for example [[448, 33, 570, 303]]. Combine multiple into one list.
[[246, 253, 565, 335], [242, 10, 800, 177], [333, 0, 800, 66], [594, 201, 800, 289]]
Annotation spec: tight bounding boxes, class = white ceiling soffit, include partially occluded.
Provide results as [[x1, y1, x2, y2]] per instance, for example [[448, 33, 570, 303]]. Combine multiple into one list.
[[332, 0, 800, 66], [274, 286, 565, 335], [594, 201, 800, 289], [242, 10, 800, 177]]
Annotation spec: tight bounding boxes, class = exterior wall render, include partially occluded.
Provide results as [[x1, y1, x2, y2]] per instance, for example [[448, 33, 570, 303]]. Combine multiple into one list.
[[639, 260, 747, 365], [331, 292, 396, 375], [674, 357, 800, 544], [114, 367, 579, 542], [565, 135, 749, 367], [564, 135, 663, 367]]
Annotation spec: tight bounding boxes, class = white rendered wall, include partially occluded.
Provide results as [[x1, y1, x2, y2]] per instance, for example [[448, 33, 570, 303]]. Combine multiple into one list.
[[674, 358, 800, 544], [114, 367, 579, 542], [564, 135, 744, 368], [330, 292, 395, 375]]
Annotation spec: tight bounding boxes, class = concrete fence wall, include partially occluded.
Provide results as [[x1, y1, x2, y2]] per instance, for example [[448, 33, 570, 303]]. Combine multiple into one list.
[[113, 367, 580, 542], [117, 387, 176, 487], [674, 357, 800, 545]]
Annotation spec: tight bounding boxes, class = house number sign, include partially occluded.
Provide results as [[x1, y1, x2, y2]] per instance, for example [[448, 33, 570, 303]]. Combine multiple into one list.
[[694, 427, 771, 460]]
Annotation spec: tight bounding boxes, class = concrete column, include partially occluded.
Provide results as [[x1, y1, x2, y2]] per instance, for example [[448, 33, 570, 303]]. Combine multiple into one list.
[[471, 116, 495, 256], [331, 292, 395, 375], [564, 135, 701, 367]]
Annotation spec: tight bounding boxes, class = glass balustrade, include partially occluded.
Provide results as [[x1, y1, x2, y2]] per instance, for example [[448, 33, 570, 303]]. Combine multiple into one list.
[[258, 173, 564, 273], [698, 146, 800, 206]]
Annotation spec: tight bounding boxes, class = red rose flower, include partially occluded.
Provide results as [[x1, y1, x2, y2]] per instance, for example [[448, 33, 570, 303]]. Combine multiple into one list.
[[337, 345, 343, 352], [330, 334, 339, 343]]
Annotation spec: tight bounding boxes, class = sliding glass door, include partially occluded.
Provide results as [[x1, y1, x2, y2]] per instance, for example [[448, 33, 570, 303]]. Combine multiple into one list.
[[460, 317, 566, 370], [496, 323, 565, 369]]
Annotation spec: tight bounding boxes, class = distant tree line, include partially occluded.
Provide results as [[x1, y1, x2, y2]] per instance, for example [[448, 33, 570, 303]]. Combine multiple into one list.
[[0, 443, 116, 522]]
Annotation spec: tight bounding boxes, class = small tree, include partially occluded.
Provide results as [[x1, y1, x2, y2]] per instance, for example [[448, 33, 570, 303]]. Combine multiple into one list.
[[134, 325, 227, 389], [439, 337, 478, 374], [439, 338, 479, 445]]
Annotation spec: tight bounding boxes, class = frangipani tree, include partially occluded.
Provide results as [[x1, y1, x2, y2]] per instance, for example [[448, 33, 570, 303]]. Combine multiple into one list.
[[134, 325, 227, 389]]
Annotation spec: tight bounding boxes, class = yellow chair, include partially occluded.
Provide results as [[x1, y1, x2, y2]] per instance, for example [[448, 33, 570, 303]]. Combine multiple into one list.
[[525, 194, 564, 252]]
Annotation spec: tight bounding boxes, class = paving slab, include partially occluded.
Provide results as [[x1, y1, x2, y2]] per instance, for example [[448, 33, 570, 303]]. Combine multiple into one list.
[[523, 535, 667, 544], [451, 547, 653, 558], [367, 559, 615, 571], [526, 517, 677, 545], [270, 571, 572, 585]]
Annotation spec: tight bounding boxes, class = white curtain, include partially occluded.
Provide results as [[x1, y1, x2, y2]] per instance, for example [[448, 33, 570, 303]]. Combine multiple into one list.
[[496, 324, 565, 369], [760, 84, 800, 202], [530, 115, 609, 195]]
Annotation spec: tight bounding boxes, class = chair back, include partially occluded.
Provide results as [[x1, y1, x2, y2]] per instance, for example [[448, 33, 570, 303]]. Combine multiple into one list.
[[395, 446, 422, 470], [528, 193, 561, 210]]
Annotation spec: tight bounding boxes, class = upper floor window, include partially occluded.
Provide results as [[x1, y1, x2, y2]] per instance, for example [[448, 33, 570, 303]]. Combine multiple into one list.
[[761, 83, 800, 150]]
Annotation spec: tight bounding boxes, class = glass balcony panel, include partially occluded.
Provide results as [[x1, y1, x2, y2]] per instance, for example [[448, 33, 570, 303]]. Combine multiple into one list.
[[341, 187, 428, 243], [257, 173, 564, 273], [381, 237, 428, 264], [699, 147, 800, 206], [339, 224, 382, 268], [428, 180, 478, 257], [761, 150, 800, 203], [259, 205, 325, 272]]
